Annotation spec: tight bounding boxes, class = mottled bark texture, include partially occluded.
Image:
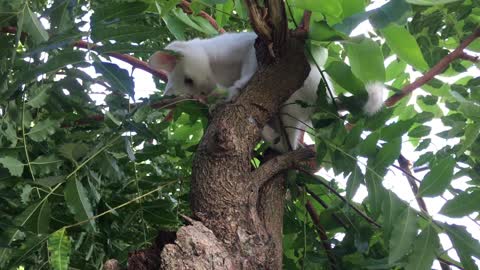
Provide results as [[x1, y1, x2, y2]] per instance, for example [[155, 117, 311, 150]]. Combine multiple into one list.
[[158, 36, 312, 269]]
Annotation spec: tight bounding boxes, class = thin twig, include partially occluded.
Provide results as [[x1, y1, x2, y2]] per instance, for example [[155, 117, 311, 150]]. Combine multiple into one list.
[[297, 168, 381, 228], [304, 186, 348, 229], [398, 155, 429, 214], [305, 200, 337, 270], [459, 51, 479, 62], [180, 0, 225, 33]]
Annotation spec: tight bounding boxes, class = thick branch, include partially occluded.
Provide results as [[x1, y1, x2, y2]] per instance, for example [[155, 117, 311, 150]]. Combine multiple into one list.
[[251, 148, 315, 186], [385, 28, 480, 107]]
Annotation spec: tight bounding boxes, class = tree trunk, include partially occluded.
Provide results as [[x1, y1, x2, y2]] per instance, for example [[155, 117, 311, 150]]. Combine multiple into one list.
[[158, 36, 311, 269]]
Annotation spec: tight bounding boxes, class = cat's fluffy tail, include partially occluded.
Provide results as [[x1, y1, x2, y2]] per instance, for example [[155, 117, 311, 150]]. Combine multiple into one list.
[[363, 82, 385, 116]]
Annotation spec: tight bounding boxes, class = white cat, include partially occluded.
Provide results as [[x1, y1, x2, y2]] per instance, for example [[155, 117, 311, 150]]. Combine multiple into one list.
[[149, 32, 384, 153]]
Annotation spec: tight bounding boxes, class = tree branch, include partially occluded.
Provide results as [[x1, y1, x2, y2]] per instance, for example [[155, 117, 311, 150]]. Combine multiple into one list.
[[459, 51, 479, 62], [251, 148, 315, 186], [61, 96, 199, 128], [385, 28, 480, 107], [298, 168, 381, 228], [398, 155, 429, 214], [1, 0, 225, 82], [298, 10, 312, 33], [305, 186, 348, 229], [180, 0, 225, 34], [74, 40, 168, 81], [305, 199, 338, 270]]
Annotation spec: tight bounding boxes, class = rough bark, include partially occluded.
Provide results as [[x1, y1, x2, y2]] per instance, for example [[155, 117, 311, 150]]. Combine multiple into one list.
[[159, 36, 310, 269]]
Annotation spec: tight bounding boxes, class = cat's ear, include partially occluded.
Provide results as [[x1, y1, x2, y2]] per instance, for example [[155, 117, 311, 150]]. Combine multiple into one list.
[[148, 51, 179, 73]]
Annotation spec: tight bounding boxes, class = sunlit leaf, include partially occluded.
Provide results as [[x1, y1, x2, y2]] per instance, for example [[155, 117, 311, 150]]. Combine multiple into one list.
[[406, 0, 462, 5], [389, 207, 418, 263], [48, 228, 71, 270], [381, 24, 429, 71], [345, 38, 386, 83], [0, 156, 24, 177], [440, 190, 480, 217], [93, 62, 134, 98], [445, 225, 480, 269], [418, 156, 455, 197], [27, 119, 60, 142], [21, 5, 49, 44], [64, 180, 96, 230], [405, 225, 439, 270]]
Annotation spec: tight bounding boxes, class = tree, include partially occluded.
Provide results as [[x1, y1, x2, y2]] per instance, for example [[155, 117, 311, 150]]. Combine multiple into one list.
[[0, 0, 479, 269]]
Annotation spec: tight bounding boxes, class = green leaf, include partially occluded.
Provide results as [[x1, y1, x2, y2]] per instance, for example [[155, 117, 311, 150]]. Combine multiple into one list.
[[31, 155, 63, 177], [445, 225, 480, 268], [380, 119, 414, 141], [310, 21, 347, 42], [440, 190, 480, 217], [21, 5, 49, 44], [383, 191, 407, 242], [375, 138, 401, 169], [27, 84, 51, 108], [365, 166, 386, 216], [406, 0, 463, 5], [418, 156, 456, 197], [369, 0, 412, 29], [143, 199, 180, 229], [389, 207, 418, 263], [405, 225, 439, 270], [15, 200, 51, 234], [191, 16, 218, 36], [7, 52, 86, 98], [346, 165, 363, 200], [50, 0, 74, 33], [326, 61, 365, 95], [359, 132, 380, 157], [64, 180, 96, 230], [91, 1, 149, 23], [381, 24, 429, 71], [458, 101, 480, 120], [415, 139, 431, 151], [172, 8, 211, 34], [215, 1, 234, 28], [58, 143, 89, 163], [385, 59, 407, 81], [48, 228, 71, 270], [93, 62, 134, 98], [154, 0, 181, 16], [457, 122, 480, 155], [345, 38, 385, 83], [0, 156, 24, 177], [27, 118, 60, 142], [91, 25, 157, 43], [292, 0, 343, 17], [162, 12, 186, 41], [408, 125, 431, 138]]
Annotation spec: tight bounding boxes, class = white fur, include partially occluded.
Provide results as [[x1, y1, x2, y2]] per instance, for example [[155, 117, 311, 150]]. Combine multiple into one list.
[[363, 82, 385, 115], [149, 32, 384, 153]]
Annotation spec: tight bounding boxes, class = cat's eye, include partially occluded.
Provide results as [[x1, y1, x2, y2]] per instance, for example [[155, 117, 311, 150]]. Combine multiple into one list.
[[184, 77, 194, 85]]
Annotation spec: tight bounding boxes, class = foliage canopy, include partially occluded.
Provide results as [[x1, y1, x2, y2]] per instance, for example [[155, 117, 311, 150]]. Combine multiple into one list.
[[0, 0, 479, 269]]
